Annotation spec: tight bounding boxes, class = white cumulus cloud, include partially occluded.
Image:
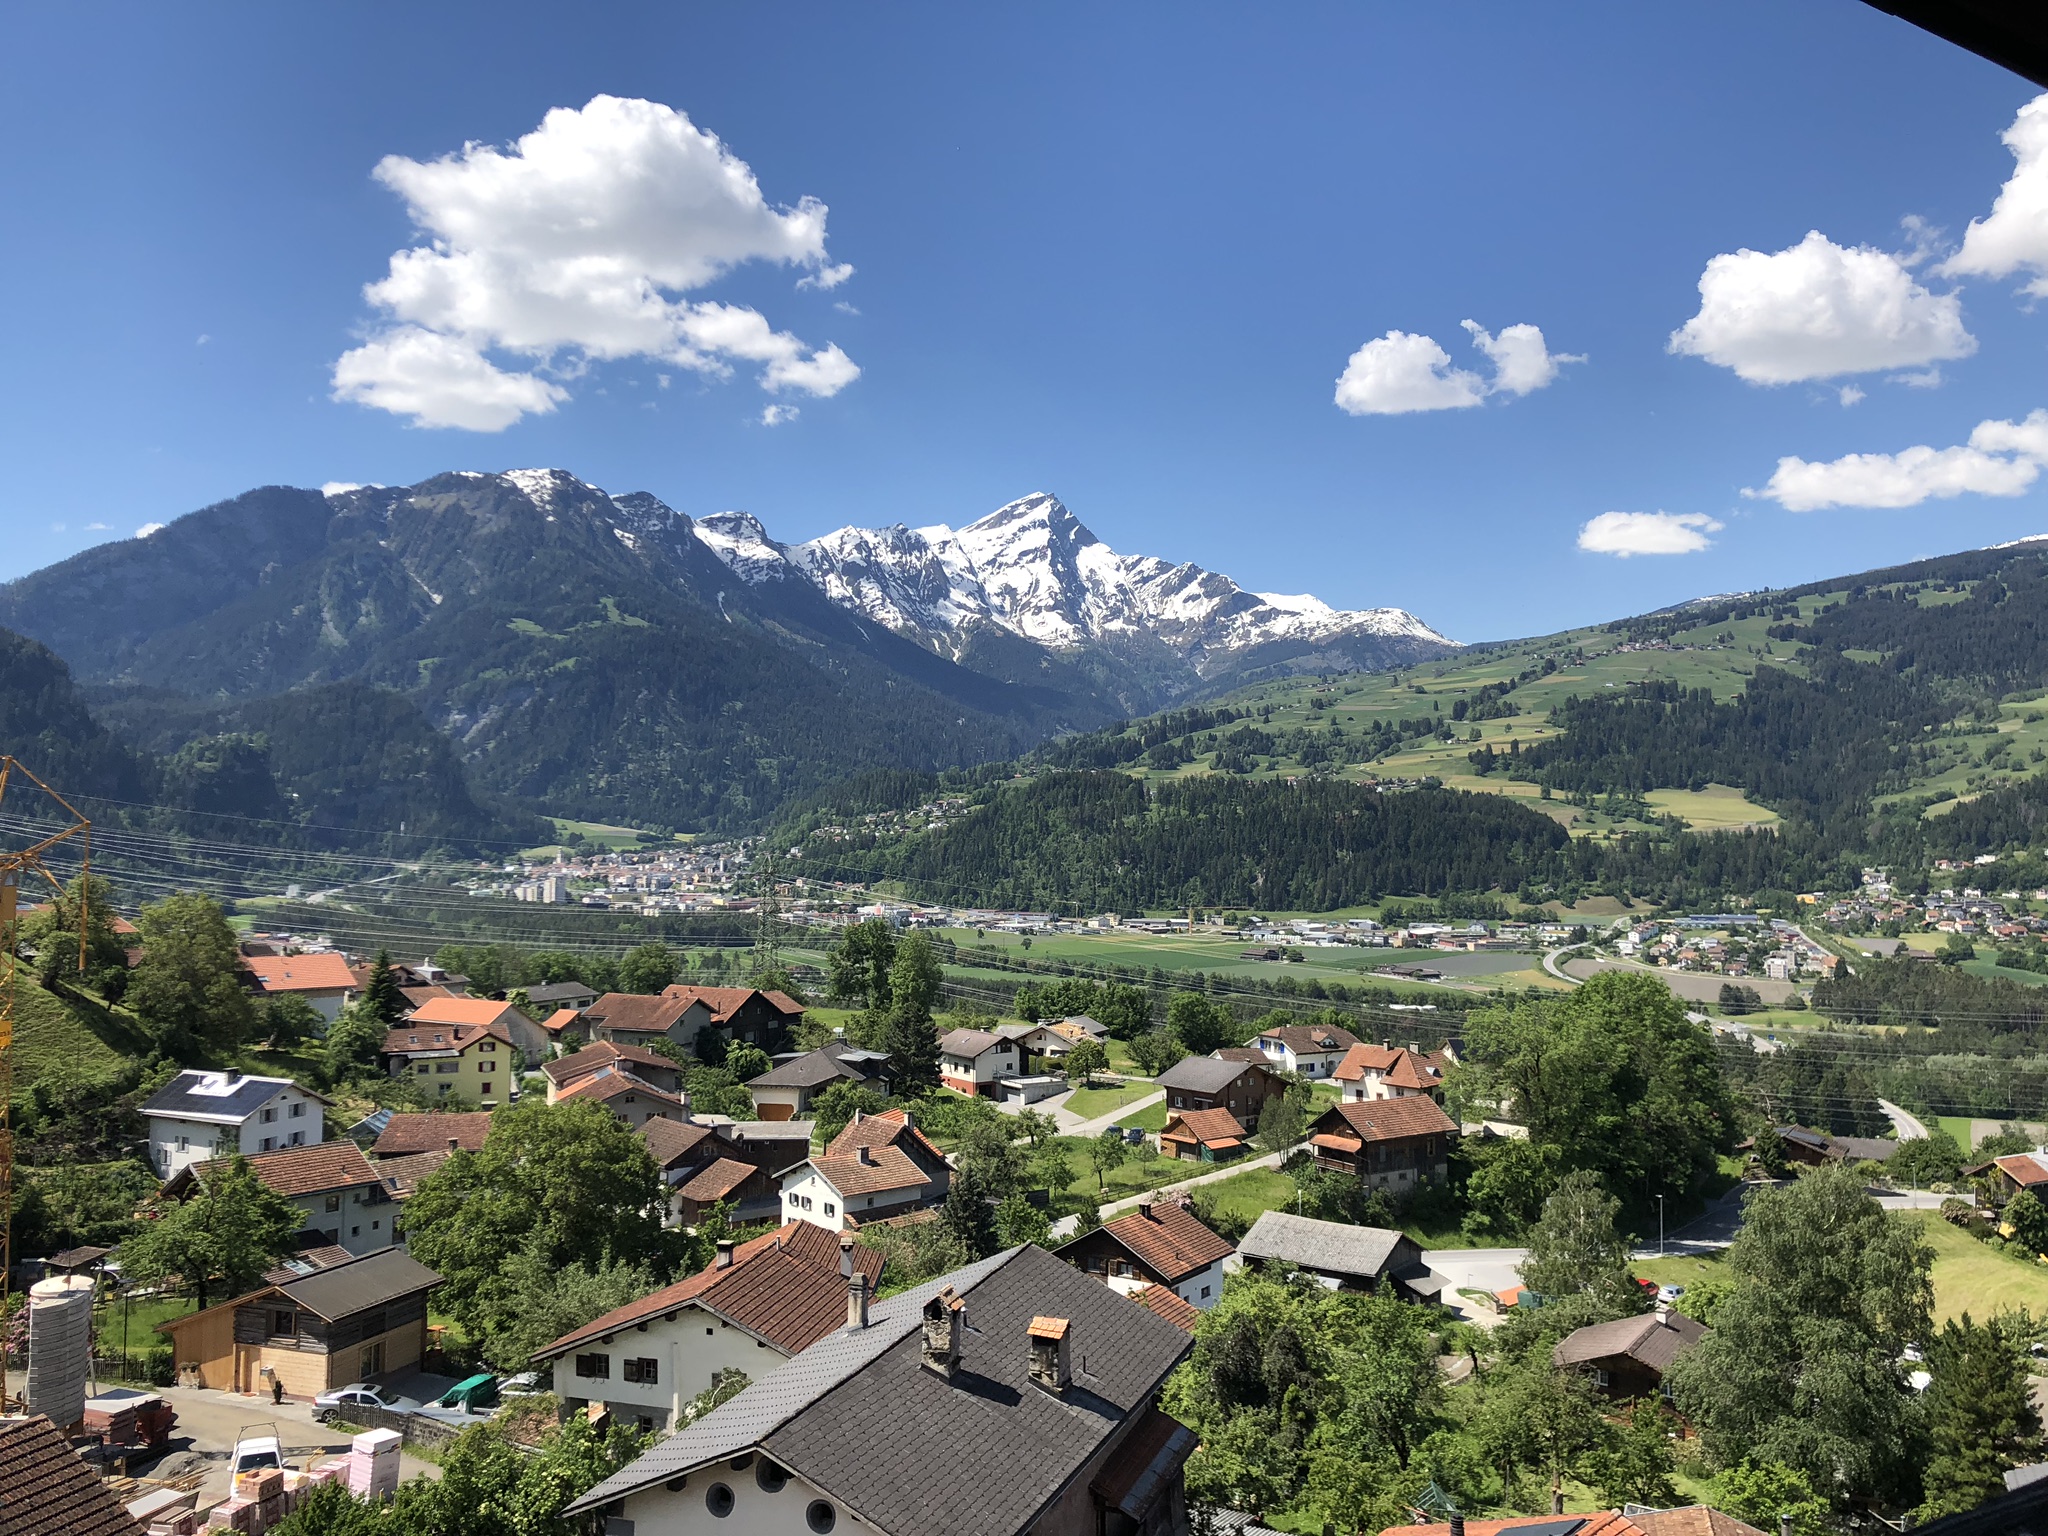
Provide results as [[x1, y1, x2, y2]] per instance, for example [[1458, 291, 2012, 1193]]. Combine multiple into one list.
[[1334, 321, 1577, 416], [1942, 94, 2048, 295], [85, 521, 108, 531], [761, 404, 800, 426], [1577, 511, 1723, 557], [1746, 409, 2048, 511], [333, 95, 859, 431], [1668, 230, 1975, 384]]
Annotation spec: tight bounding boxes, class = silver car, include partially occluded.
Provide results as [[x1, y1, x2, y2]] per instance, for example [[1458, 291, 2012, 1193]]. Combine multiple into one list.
[[312, 1382, 419, 1417]]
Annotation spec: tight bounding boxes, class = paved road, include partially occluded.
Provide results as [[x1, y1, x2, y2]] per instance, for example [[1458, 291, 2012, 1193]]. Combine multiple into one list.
[[1097, 1148, 1288, 1219], [1879, 1099, 1929, 1141], [1541, 947, 1579, 984]]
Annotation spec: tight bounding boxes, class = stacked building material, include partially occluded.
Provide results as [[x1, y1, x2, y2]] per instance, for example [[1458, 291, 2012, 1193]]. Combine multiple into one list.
[[345, 1428, 401, 1501]]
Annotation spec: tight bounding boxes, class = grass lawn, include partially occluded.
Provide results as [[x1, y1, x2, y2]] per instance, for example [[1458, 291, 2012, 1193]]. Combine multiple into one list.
[[11, 978, 153, 1087], [1055, 1138, 1200, 1202], [1910, 1210, 2048, 1323], [1063, 1082, 1158, 1119], [1641, 783, 1780, 830], [1191, 1166, 1296, 1229], [99, 1294, 195, 1357], [1937, 1115, 1980, 1150], [1117, 1102, 1170, 1133], [1630, 1212, 2048, 1325]]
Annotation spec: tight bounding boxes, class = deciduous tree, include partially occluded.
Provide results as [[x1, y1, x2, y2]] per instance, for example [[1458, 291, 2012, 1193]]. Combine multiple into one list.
[[121, 1155, 302, 1310], [828, 919, 897, 1009], [881, 933, 943, 1094], [126, 892, 256, 1054], [617, 942, 679, 995]]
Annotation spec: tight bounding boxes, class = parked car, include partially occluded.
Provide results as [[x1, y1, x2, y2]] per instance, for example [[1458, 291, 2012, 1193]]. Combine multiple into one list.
[[312, 1383, 420, 1419], [1656, 1284, 1686, 1301], [232, 1426, 285, 1476]]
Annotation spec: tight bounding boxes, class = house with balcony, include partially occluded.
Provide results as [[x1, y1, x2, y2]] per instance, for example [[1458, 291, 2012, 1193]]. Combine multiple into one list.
[[1253, 1023, 1360, 1078], [1306, 1097, 1456, 1197], [1155, 1056, 1285, 1132], [163, 1141, 393, 1257]]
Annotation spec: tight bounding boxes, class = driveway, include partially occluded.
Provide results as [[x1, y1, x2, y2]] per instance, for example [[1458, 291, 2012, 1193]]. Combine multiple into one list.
[[135, 1385, 442, 1505], [1423, 1247, 1529, 1298]]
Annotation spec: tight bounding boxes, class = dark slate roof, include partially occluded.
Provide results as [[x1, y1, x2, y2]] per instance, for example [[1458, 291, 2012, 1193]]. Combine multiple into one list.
[[275, 1246, 441, 1320], [748, 1041, 890, 1090], [139, 1070, 311, 1124], [568, 1244, 1192, 1532], [1236, 1211, 1409, 1280], [1155, 1056, 1267, 1094], [1553, 1310, 1709, 1373], [523, 981, 598, 1004], [0, 1415, 145, 1536]]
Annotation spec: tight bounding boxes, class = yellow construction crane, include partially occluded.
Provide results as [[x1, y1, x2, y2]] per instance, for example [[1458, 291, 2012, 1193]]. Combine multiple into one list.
[[0, 757, 91, 1411]]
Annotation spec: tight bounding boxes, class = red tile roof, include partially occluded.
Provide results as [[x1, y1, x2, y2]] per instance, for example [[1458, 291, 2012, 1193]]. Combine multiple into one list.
[[1390, 1515, 1647, 1536], [659, 984, 807, 1023], [1097, 1201, 1235, 1284], [382, 1017, 513, 1055], [1631, 1510, 1768, 1536], [535, 1221, 882, 1359], [242, 952, 357, 994], [408, 996, 523, 1027], [810, 1143, 931, 1197], [1317, 1096, 1457, 1143], [676, 1157, 761, 1204], [639, 1117, 720, 1169], [583, 991, 698, 1035], [543, 1039, 677, 1088], [1333, 1042, 1443, 1090], [1130, 1284, 1200, 1332], [371, 1148, 452, 1199], [827, 1107, 949, 1171], [556, 1068, 686, 1111], [0, 1415, 145, 1536], [180, 1139, 378, 1199], [1995, 1152, 2048, 1187], [371, 1111, 493, 1157], [540, 1006, 585, 1035], [1161, 1108, 1248, 1146]]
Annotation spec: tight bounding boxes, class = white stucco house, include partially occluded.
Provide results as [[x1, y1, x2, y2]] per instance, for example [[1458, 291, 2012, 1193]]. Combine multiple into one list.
[[140, 1071, 329, 1181]]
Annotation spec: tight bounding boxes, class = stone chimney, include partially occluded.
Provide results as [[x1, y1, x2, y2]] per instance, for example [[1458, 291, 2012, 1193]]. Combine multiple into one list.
[[715, 1239, 737, 1270], [840, 1233, 869, 1330], [921, 1286, 964, 1379], [1027, 1316, 1071, 1393]]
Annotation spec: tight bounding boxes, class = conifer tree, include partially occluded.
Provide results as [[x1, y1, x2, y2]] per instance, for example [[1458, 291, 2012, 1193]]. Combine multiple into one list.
[[1921, 1314, 2043, 1520], [363, 948, 406, 1024]]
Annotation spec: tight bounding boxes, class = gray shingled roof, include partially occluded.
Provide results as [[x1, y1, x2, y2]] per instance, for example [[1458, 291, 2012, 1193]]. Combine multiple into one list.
[[568, 1245, 1192, 1533], [748, 1042, 890, 1090], [139, 1070, 309, 1125], [274, 1247, 441, 1321], [1236, 1211, 1408, 1280], [1156, 1056, 1264, 1094]]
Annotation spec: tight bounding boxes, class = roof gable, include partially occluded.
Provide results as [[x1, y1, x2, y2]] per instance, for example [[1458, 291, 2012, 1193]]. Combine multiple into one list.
[[178, 1139, 379, 1199], [1070, 1200, 1235, 1282], [1162, 1107, 1247, 1144]]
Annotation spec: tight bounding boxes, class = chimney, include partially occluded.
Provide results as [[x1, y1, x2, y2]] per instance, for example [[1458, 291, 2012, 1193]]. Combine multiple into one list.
[[843, 1234, 870, 1330], [1027, 1316, 1071, 1394], [715, 1239, 736, 1270], [1654, 1301, 1672, 1325], [857, 1145, 873, 1166], [1138, 1199, 1158, 1222], [920, 1286, 964, 1380], [1778, 1519, 1791, 1536]]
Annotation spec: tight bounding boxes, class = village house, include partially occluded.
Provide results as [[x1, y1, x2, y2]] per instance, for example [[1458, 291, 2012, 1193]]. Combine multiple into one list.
[[1332, 1042, 1445, 1103], [582, 985, 806, 1056], [241, 952, 357, 1022], [367, 1111, 493, 1160], [1254, 1022, 1361, 1078], [158, 1246, 441, 1399], [638, 1118, 786, 1226], [553, 1065, 690, 1128], [535, 1224, 885, 1433], [543, 1040, 686, 1101], [1235, 1211, 1443, 1301], [1155, 1056, 1286, 1131], [1054, 1198, 1234, 1311], [380, 1013, 515, 1109], [163, 1141, 394, 1257], [407, 995, 548, 1067], [1553, 1307, 1710, 1402], [538, 1006, 590, 1051], [745, 1040, 898, 1121], [780, 1108, 952, 1230], [565, 1245, 1195, 1536], [937, 1026, 1025, 1095], [1973, 1150, 2048, 1201], [1771, 1125, 1900, 1168], [520, 979, 599, 1013], [141, 1071, 329, 1180], [1307, 1097, 1457, 1195], [1157, 1107, 1251, 1163]]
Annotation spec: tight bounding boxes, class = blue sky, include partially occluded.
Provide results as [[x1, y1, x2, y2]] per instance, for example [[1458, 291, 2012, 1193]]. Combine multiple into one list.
[[2, 1, 2045, 642]]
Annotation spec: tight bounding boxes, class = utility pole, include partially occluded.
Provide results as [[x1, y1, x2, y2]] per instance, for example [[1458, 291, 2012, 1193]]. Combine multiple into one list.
[[1658, 1193, 1666, 1259]]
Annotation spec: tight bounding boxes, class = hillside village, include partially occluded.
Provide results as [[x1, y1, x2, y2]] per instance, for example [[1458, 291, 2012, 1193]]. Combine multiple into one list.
[[12, 863, 2048, 1536]]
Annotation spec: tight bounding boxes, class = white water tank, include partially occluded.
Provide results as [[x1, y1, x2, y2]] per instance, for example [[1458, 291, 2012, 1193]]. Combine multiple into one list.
[[26, 1275, 95, 1430]]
